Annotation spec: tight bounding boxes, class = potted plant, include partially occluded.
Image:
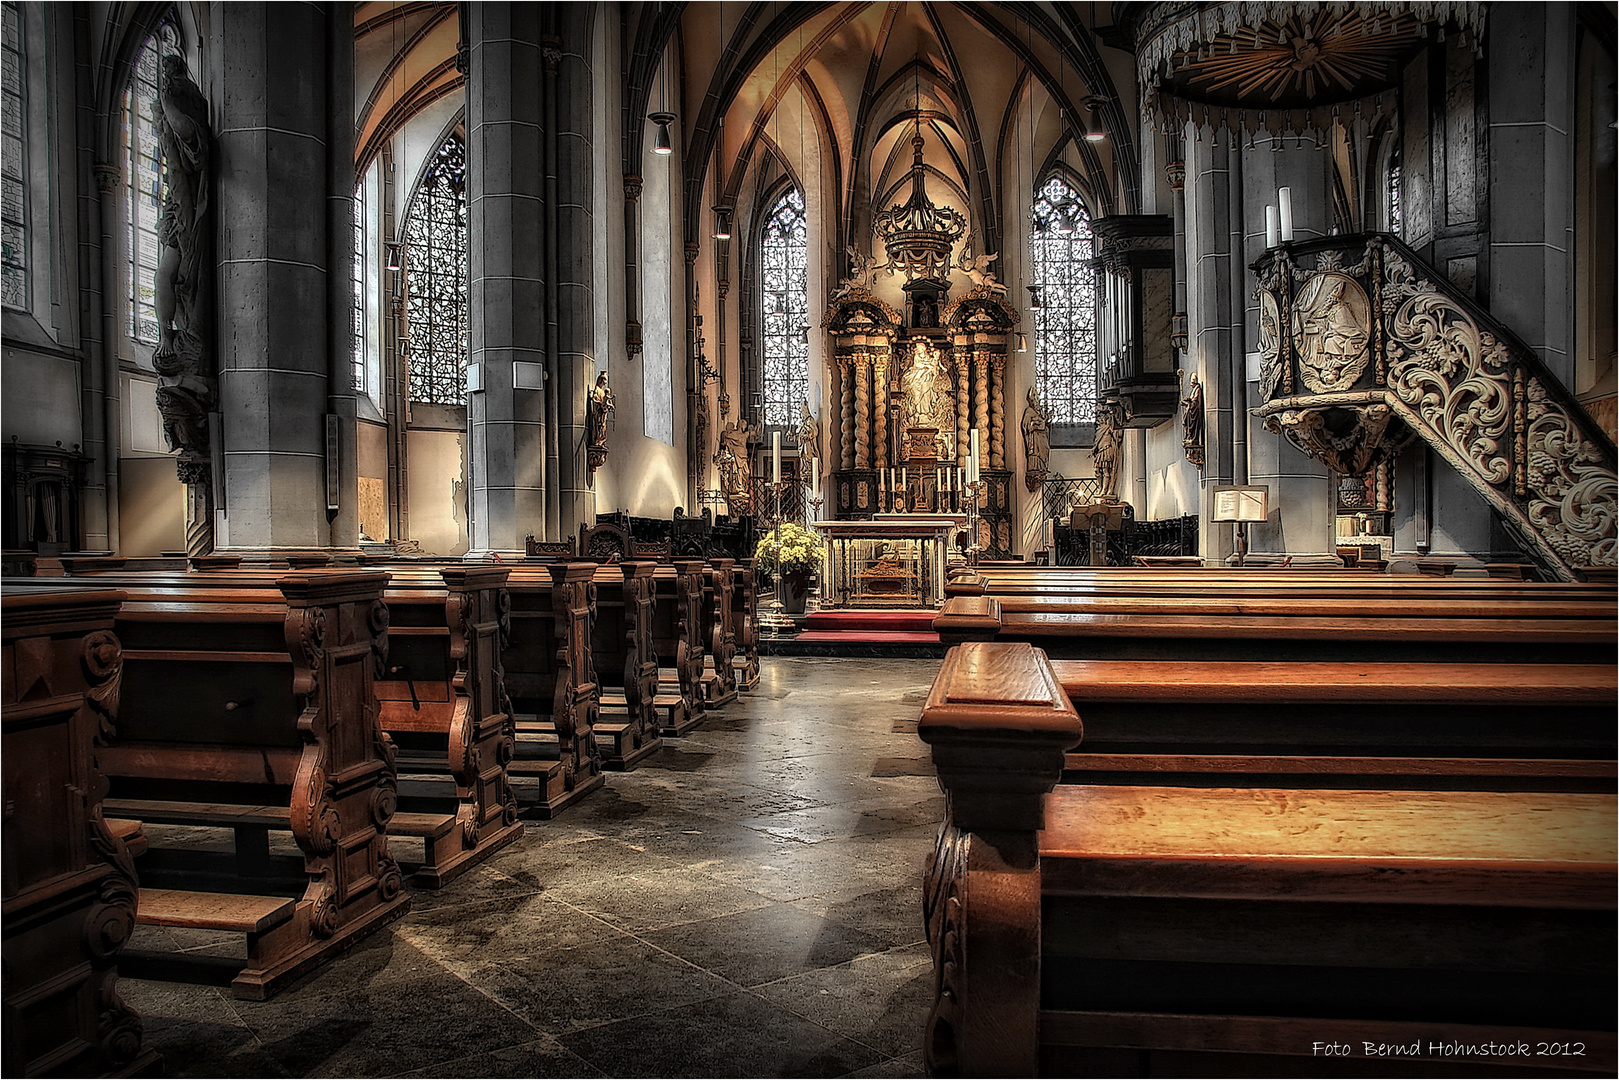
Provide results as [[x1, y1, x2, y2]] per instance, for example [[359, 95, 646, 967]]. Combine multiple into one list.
[[754, 522, 827, 613]]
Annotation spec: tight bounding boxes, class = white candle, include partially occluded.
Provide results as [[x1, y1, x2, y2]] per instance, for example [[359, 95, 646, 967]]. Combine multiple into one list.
[[1265, 205, 1279, 248], [969, 430, 980, 483], [772, 431, 781, 483], [1278, 186, 1293, 242]]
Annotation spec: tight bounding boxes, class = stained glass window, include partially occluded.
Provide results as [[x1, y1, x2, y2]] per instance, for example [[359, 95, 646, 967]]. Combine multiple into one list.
[[2, 0, 27, 310], [758, 188, 809, 428], [124, 17, 180, 345], [351, 160, 382, 410], [1030, 175, 1097, 430], [402, 133, 468, 405]]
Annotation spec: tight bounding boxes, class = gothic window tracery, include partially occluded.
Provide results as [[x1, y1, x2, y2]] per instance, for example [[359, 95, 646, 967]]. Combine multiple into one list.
[[758, 187, 809, 428], [402, 132, 467, 405], [1030, 174, 1097, 431], [123, 15, 181, 346]]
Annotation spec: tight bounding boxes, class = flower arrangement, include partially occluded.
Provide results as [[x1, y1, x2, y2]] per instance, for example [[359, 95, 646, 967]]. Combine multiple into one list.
[[753, 521, 827, 576]]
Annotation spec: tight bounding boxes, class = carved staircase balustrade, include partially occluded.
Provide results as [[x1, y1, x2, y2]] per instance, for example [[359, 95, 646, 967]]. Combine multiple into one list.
[[1253, 233, 1617, 581]]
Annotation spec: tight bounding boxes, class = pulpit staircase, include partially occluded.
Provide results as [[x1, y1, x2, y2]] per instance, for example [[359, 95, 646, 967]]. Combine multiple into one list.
[[1252, 233, 1616, 582]]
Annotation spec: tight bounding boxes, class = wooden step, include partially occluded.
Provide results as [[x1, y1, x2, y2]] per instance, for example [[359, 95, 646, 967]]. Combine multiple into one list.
[[387, 810, 456, 840], [105, 817, 149, 858], [136, 887, 297, 934], [104, 798, 292, 829]]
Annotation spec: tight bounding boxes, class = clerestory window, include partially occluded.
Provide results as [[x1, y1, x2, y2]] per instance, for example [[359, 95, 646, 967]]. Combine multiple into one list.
[[758, 187, 809, 428]]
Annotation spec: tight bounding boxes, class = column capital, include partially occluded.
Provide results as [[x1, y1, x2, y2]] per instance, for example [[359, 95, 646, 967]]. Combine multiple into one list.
[[92, 161, 119, 194], [1165, 160, 1186, 192], [541, 35, 562, 72], [624, 174, 643, 202]]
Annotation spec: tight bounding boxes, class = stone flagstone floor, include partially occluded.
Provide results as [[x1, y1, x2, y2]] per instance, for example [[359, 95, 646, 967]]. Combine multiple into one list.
[[120, 657, 943, 1078]]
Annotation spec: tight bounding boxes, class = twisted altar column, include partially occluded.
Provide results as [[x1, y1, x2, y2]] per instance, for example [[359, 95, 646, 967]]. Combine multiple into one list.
[[855, 354, 872, 470], [840, 356, 856, 469], [875, 350, 890, 472], [973, 350, 990, 457], [955, 345, 971, 462], [989, 356, 1006, 469]]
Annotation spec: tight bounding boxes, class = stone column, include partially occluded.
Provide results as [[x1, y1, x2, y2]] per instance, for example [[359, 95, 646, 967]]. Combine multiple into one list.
[[212, 3, 346, 551], [551, 19, 594, 537], [466, 3, 548, 554]]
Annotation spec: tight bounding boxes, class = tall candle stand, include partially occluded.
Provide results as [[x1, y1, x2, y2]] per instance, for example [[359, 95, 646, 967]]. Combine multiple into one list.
[[805, 491, 824, 613], [962, 477, 988, 568], [759, 479, 794, 637]]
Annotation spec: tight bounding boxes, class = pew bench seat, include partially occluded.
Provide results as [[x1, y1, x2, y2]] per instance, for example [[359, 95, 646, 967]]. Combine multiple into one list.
[[1048, 659, 1617, 789], [1034, 784, 1617, 1076]]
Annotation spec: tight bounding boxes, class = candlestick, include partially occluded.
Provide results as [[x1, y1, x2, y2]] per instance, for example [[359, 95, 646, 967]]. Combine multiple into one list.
[[1265, 205, 1279, 248], [1278, 187, 1293, 242], [772, 431, 781, 483]]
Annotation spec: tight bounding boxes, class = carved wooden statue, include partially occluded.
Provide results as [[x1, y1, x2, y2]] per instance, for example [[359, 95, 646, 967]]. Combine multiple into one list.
[[1021, 388, 1050, 492], [1093, 399, 1123, 501]]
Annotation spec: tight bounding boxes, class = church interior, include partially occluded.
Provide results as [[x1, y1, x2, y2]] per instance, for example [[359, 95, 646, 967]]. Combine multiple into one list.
[[3, 2, 1616, 1077]]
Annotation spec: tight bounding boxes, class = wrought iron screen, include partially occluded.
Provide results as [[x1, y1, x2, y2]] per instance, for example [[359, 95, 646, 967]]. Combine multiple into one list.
[[403, 133, 468, 405], [1030, 175, 1098, 437], [1041, 475, 1102, 521], [759, 188, 809, 428]]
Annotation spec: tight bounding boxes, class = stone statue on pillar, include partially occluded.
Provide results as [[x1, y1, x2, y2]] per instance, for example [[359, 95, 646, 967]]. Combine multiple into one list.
[[1093, 399, 1123, 502], [587, 370, 614, 479], [715, 417, 759, 515], [795, 401, 821, 488], [1180, 371, 1205, 472], [1021, 388, 1050, 492], [151, 54, 215, 555]]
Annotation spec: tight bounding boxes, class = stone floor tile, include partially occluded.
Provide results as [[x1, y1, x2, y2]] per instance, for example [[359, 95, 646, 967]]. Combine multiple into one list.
[[537, 863, 778, 933], [750, 945, 934, 1060], [391, 1036, 608, 1078], [640, 902, 890, 988], [557, 989, 886, 1078], [841, 1048, 927, 1078]]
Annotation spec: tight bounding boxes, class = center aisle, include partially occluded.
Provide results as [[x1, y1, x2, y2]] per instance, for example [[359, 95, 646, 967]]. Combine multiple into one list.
[[121, 657, 942, 1078]]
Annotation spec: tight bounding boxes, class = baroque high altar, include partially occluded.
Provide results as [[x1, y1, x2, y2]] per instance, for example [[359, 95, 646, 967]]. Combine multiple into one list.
[[820, 126, 1020, 558]]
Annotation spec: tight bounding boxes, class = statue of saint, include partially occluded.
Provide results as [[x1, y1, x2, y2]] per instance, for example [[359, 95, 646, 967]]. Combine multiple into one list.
[[716, 417, 759, 514], [588, 371, 615, 447], [1093, 399, 1123, 501], [900, 339, 956, 458], [153, 54, 210, 375], [1180, 372, 1205, 471], [795, 402, 821, 485], [1021, 388, 1050, 492]]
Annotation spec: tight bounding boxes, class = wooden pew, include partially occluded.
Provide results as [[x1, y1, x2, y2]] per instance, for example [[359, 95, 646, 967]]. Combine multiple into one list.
[[652, 559, 709, 735], [701, 557, 739, 707], [3, 585, 162, 1077], [505, 561, 661, 771], [731, 557, 761, 692], [496, 562, 608, 813], [16, 571, 412, 1000], [934, 587, 1618, 664], [575, 522, 712, 734], [1052, 658, 1616, 790], [64, 561, 538, 883], [373, 565, 527, 880], [919, 642, 1618, 1076]]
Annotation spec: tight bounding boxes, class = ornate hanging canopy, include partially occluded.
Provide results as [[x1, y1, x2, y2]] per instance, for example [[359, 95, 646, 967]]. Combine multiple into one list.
[[872, 120, 967, 284], [1131, 2, 1488, 137]]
